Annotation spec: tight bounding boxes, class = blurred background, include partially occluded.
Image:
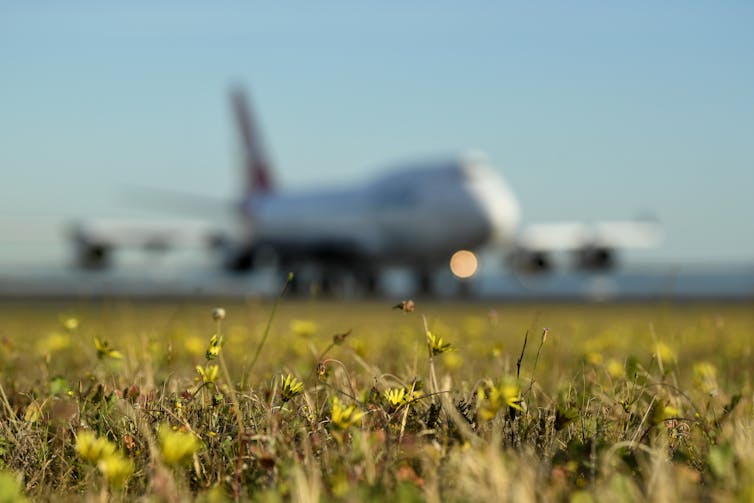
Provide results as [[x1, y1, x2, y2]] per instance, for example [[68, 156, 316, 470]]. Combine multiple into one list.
[[1, 1, 753, 298]]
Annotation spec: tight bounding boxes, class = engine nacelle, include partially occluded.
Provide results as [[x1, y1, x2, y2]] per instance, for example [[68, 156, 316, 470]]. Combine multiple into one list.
[[216, 240, 282, 273], [507, 248, 553, 274], [219, 245, 254, 272], [75, 242, 111, 269], [574, 245, 615, 271], [70, 224, 112, 269]]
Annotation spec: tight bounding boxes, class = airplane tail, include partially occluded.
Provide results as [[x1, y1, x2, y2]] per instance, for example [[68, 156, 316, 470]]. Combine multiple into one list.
[[231, 87, 275, 197]]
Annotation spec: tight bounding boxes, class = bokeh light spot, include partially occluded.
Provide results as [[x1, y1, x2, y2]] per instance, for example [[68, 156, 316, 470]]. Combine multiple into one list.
[[449, 250, 478, 279]]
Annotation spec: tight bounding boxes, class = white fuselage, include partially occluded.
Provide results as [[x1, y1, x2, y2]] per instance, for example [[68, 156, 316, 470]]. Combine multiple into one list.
[[242, 155, 521, 267]]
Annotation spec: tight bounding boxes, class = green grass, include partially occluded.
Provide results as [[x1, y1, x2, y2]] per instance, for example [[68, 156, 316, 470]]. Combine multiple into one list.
[[0, 297, 753, 501]]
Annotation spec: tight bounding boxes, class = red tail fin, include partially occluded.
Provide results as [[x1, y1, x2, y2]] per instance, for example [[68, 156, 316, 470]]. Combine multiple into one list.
[[231, 88, 274, 195]]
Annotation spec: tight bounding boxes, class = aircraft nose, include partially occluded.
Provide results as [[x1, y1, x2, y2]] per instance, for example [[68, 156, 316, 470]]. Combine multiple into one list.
[[467, 172, 521, 247]]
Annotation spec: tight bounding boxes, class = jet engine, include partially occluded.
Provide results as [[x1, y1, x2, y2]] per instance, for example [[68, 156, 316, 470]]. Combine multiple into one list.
[[507, 247, 553, 273], [209, 234, 256, 272], [573, 245, 615, 271], [73, 239, 111, 269]]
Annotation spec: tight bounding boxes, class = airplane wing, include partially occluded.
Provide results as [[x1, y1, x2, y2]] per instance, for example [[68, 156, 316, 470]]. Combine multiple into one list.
[[516, 219, 662, 252], [70, 219, 220, 249], [509, 218, 662, 272], [68, 87, 272, 271], [69, 218, 225, 268]]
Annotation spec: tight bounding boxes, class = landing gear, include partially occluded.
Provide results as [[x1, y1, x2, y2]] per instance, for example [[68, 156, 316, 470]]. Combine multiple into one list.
[[415, 270, 435, 297], [284, 265, 381, 298]]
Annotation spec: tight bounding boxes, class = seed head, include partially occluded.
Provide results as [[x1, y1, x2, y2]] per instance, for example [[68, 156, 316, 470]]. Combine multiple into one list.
[[392, 300, 415, 313], [212, 307, 226, 321]]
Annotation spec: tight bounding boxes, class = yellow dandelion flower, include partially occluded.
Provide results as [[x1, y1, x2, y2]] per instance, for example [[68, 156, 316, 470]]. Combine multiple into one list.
[[158, 424, 202, 466], [349, 339, 367, 358], [36, 332, 71, 355], [655, 342, 677, 366], [427, 330, 451, 356], [585, 352, 603, 366], [94, 336, 123, 360], [205, 334, 224, 360], [651, 399, 681, 424], [330, 396, 365, 430], [196, 364, 220, 384], [491, 344, 503, 358], [606, 358, 624, 378], [61, 316, 79, 331], [280, 374, 304, 402], [384, 383, 424, 409], [184, 336, 205, 357], [693, 362, 718, 395], [442, 351, 463, 370], [476, 379, 523, 421], [499, 381, 523, 411], [0, 471, 30, 503], [290, 319, 318, 338], [384, 387, 407, 408], [97, 452, 134, 488], [75, 431, 117, 463]]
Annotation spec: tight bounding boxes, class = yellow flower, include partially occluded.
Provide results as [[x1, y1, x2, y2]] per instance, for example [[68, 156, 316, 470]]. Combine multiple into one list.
[[651, 399, 681, 424], [205, 334, 224, 360], [75, 431, 117, 463], [442, 351, 463, 370], [491, 344, 503, 358], [0, 471, 30, 503], [62, 316, 79, 331], [427, 330, 451, 356], [655, 342, 677, 367], [158, 424, 202, 466], [290, 319, 318, 338], [384, 387, 407, 408], [384, 386, 424, 409], [184, 336, 205, 357], [36, 332, 71, 355], [280, 374, 304, 402], [97, 453, 134, 488], [693, 362, 718, 394], [585, 352, 603, 366], [196, 364, 219, 384], [606, 358, 624, 378], [94, 336, 123, 360], [476, 379, 523, 421], [330, 396, 365, 430]]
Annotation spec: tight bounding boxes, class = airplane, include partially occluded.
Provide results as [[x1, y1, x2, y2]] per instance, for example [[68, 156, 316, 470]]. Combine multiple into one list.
[[70, 87, 661, 295]]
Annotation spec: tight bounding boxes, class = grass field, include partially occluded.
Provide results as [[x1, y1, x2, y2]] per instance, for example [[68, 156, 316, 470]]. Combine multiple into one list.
[[0, 293, 753, 501]]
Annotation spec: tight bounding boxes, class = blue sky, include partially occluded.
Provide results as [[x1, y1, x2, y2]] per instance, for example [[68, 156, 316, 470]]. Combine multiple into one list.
[[1, 1, 753, 266]]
